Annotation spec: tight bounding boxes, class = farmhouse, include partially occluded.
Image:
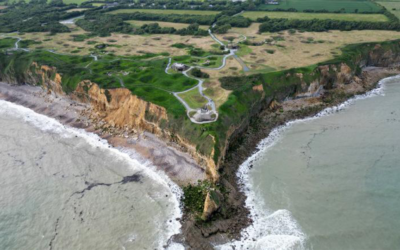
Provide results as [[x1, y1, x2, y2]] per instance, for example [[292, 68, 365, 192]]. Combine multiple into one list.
[[266, 0, 279, 4]]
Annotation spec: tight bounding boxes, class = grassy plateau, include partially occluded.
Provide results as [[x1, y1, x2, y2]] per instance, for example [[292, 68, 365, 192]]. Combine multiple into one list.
[[257, 0, 383, 12], [241, 11, 389, 22]]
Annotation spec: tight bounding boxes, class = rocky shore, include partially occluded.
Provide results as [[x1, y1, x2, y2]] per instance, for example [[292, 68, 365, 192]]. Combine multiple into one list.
[[0, 66, 399, 250], [0, 82, 206, 186]]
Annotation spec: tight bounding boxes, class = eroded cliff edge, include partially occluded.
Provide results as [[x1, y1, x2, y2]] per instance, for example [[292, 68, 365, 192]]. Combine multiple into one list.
[[1, 40, 400, 249]]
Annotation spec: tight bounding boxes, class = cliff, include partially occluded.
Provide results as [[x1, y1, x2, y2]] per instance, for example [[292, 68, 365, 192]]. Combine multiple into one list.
[[1, 40, 400, 237], [74, 81, 168, 135], [0, 60, 219, 181], [215, 41, 400, 171]]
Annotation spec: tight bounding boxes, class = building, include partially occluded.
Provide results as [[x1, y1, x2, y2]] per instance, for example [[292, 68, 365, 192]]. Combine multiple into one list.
[[171, 63, 188, 71]]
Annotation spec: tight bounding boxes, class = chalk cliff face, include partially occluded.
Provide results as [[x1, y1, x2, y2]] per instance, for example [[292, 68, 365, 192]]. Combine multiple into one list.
[[0, 61, 219, 180], [74, 81, 168, 135], [74, 81, 221, 180]]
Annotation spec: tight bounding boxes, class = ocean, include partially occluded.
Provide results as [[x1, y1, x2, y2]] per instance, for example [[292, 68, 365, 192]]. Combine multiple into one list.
[[2, 74, 400, 250], [0, 99, 183, 250], [220, 75, 400, 250]]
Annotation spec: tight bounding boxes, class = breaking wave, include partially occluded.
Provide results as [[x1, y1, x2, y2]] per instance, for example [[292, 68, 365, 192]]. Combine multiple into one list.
[[217, 74, 399, 250], [0, 99, 183, 249]]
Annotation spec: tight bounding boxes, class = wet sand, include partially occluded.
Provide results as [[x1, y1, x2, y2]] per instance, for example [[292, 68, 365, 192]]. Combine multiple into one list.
[[0, 82, 205, 186]]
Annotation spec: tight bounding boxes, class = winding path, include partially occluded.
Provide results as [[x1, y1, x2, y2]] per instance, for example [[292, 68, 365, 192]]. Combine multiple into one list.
[[1, 24, 249, 124], [166, 27, 250, 124]]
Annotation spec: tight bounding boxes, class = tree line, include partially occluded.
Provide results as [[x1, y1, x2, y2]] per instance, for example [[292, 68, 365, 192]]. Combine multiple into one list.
[[76, 14, 209, 36], [113, 11, 216, 25], [0, 0, 82, 34], [258, 16, 400, 33]]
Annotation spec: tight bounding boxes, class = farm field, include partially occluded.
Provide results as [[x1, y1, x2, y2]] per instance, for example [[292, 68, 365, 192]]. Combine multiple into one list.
[[217, 25, 400, 72], [108, 9, 220, 16], [241, 11, 389, 22], [126, 20, 209, 30], [258, 0, 383, 13], [66, 8, 89, 13], [377, 1, 400, 19]]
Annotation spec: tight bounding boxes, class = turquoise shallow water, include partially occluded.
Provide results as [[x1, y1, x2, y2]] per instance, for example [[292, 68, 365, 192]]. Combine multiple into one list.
[[0, 100, 183, 250], [220, 76, 400, 250]]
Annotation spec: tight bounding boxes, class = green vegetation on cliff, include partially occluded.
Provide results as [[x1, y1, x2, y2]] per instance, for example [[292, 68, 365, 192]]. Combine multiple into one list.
[[1, 37, 400, 174]]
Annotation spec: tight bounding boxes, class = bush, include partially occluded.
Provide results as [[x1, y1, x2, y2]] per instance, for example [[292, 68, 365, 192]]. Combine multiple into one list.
[[191, 68, 209, 78], [182, 180, 212, 214]]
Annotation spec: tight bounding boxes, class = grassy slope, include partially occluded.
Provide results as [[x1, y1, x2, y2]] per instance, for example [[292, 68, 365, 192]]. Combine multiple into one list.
[[1, 39, 400, 165], [108, 9, 220, 15], [241, 11, 389, 22], [258, 0, 383, 12], [0, 48, 196, 115], [217, 29, 400, 73], [0, 38, 17, 49]]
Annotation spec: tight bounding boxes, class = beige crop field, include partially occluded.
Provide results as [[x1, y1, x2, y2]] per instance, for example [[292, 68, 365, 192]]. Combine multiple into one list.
[[6, 27, 218, 57], [126, 20, 209, 30], [217, 25, 400, 72], [66, 8, 88, 13]]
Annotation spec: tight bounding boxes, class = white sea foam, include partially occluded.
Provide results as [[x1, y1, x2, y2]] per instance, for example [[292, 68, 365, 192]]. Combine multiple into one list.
[[0, 99, 183, 250], [217, 74, 400, 250]]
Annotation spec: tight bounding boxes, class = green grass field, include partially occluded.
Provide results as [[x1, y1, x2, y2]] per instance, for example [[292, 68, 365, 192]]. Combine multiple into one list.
[[377, 1, 400, 19], [0, 38, 17, 49], [92, 3, 105, 7], [0, 45, 197, 116], [258, 0, 383, 13], [241, 11, 389, 22], [178, 87, 208, 109], [108, 9, 220, 15]]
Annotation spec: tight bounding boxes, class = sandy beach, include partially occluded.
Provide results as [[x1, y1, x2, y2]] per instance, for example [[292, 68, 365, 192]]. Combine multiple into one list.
[[0, 82, 205, 186]]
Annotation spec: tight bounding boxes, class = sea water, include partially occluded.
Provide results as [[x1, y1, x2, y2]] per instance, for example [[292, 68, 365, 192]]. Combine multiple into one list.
[[220, 75, 400, 250], [0, 100, 183, 250]]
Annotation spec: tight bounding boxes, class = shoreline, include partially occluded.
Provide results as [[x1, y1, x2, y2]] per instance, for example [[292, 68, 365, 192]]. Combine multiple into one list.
[[0, 66, 399, 249], [225, 72, 400, 249], [0, 82, 206, 187], [178, 66, 400, 249]]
